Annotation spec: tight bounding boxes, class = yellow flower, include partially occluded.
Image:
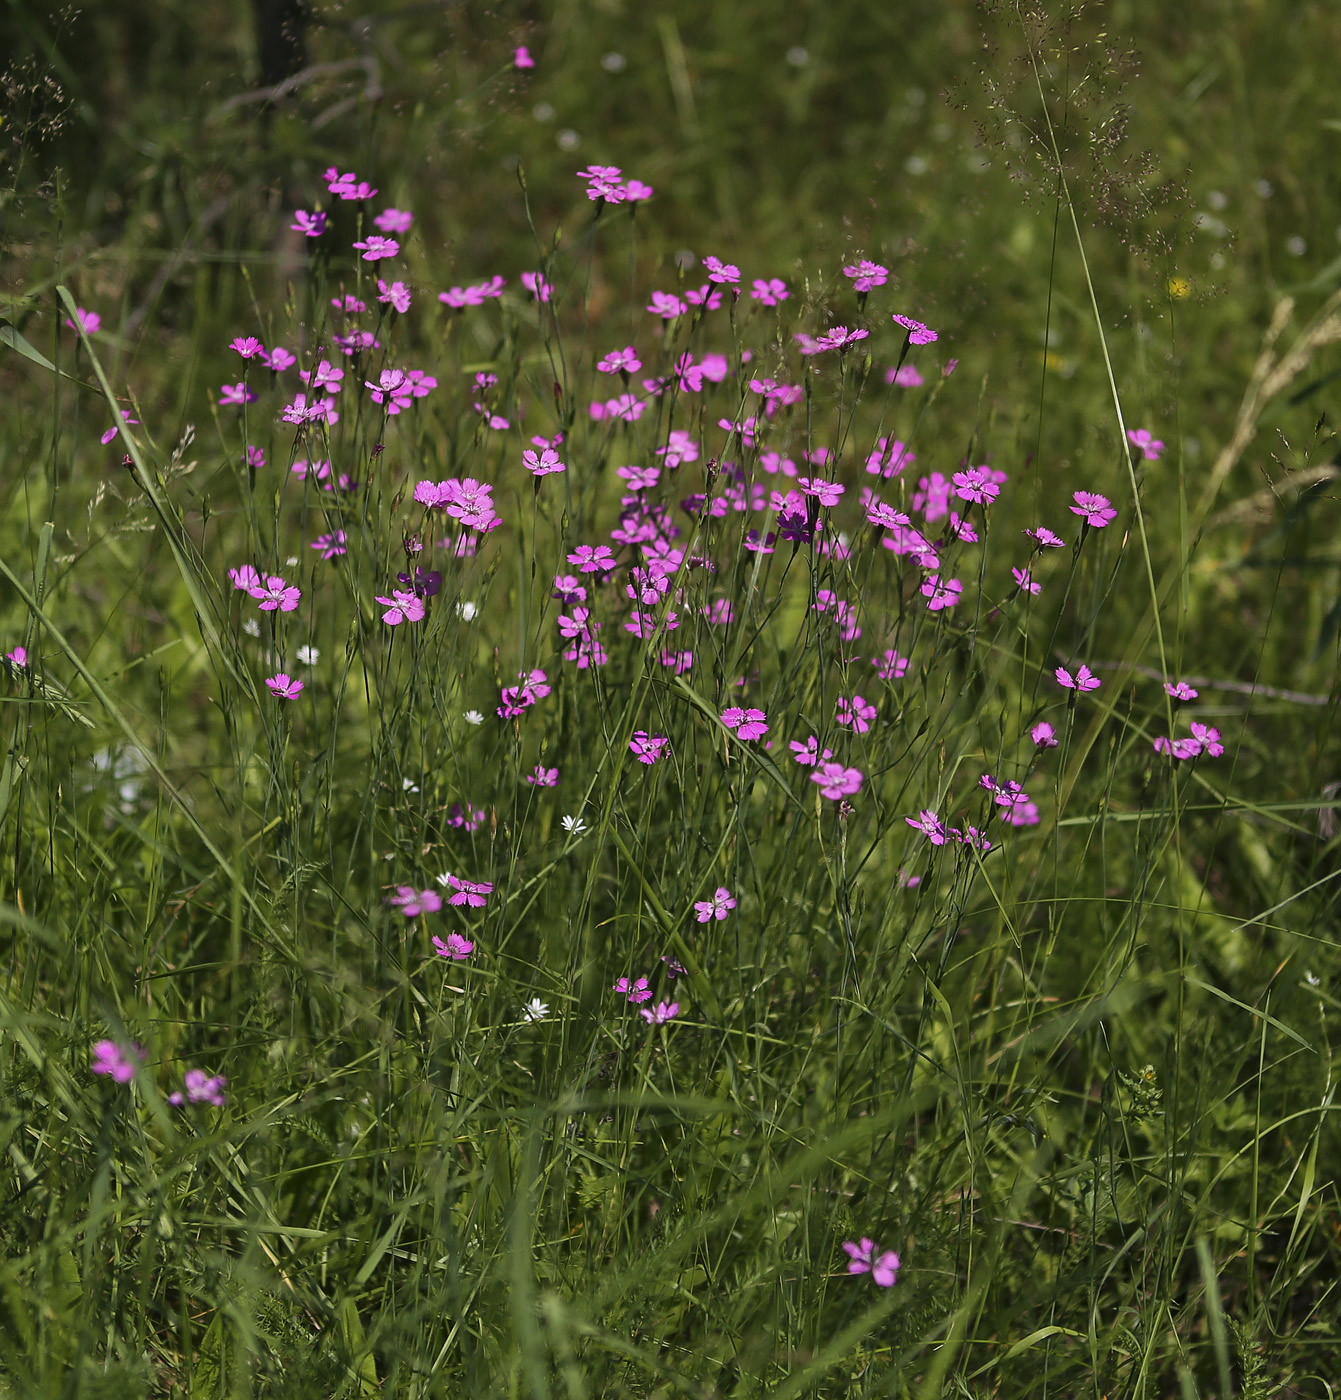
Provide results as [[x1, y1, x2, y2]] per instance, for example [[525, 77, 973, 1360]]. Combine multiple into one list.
[[1168, 276, 1191, 300]]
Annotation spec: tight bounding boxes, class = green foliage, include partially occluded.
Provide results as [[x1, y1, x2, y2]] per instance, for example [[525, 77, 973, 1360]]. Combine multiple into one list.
[[2, 1, 1341, 1396]]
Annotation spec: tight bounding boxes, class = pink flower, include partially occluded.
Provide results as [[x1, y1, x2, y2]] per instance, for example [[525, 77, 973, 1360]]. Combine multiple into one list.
[[352, 235, 399, 261], [1191, 722, 1225, 756], [812, 763, 864, 800], [219, 382, 256, 407], [906, 809, 948, 845], [391, 886, 443, 917], [629, 732, 669, 765], [377, 279, 412, 313], [91, 1039, 145, 1082], [99, 408, 140, 445], [309, 530, 347, 558], [523, 447, 566, 477], [952, 466, 1000, 506], [521, 271, 553, 302], [1055, 664, 1101, 692], [694, 887, 737, 923], [1031, 721, 1058, 748], [920, 576, 962, 612], [750, 277, 789, 306], [1012, 567, 1041, 595], [886, 364, 924, 386], [892, 314, 938, 344], [1165, 680, 1199, 700], [374, 208, 414, 234], [265, 672, 304, 699], [526, 765, 559, 787], [514, 45, 535, 68], [1127, 428, 1165, 461], [843, 259, 889, 292], [1026, 526, 1066, 550], [168, 1068, 228, 1107], [433, 933, 475, 961], [798, 477, 845, 508], [64, 307, 101, 334], [873, 649, 909, 680], [249, 575, 301, 612], [720, 707, 768, 741], [842, 1238, 901, 1287], [5, 645, 27, 669], [647, 290, 688, 319], [445, 875, 493, 908], [290, 209, 326, 236], [568, 544, 617, 574], [375, 590, 427, 626], [1069, 491, 1116, 528], [799, 325, 869, 354], [836, 695, 878, 733], [598, 346, 642, 374], [640, 1000, 680, 1025], [230, 336, 264, 358], [614, 976, 652, 1004], [789, 735, 832, 767], [702, 255, 740, 284]]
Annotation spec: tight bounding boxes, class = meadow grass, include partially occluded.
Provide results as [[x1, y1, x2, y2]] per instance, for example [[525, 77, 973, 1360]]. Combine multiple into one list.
[[1, 2, 1340, 1396]]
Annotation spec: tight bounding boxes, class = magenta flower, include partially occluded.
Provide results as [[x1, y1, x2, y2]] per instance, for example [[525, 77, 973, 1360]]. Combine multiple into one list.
[[523, 447, 566, 477], [168, 1068, 228, 1107], [1165, 680, 1199, 700], [374, 207, 414, 234], [377, 279, 412, 313], [629, 732, 669, 765], [1069, 491, 1116, 528], [526, 765, 559, 787], [648, 290, 688, 319], [375, 591, 426, 626], [836, 695, 878, 733], [249, 576, 301, 612], [789, 735, 832, 767], [444, 875, 493, 908], [720, 707, 769, 741], [514, 45, 535, 68], [613, 976, 652, 1004], [1031, 721, 1058, 748], [99, 408, 140, 445], [920, 575, 963, 612], [798, 477, 845, 508], [640, 1000, 681, 1025], [952, 466, 1000, 506], [1127, 428, 1165, 461], [6, 645, 27, 668], [219, 382, 257, 407], [91, 1040, 145, 1082], [906, 809, 948, 845], [265, 346, 297, 372], [265, 672, 305, 699], [521, 271, 553, 302], [892, 313, 938, 344], [750, 277, 790, 306], [597, 346, 642, 374], [433, 932, 475, 961], [1055, 664, 1101, 693], [1012, 567, 1041, 595], [812, 763, 864, 800], [290, 209, 327, 237], [1191, 722, 1225, 756], [230, 336, 263, 358], [309, 530, 347, 558], [886, 364, 924, 386], [873, 649, 909, 680], [702, 255, 740, 284], [843, 259, 889, 292], [352, 235, 399, 261], [568, 544, 617, 574], [693, 886, 737, 923], [64, 306, 102, 334], [800, 325, 869, 354], [842, 1238, 901, 1287], [390, 886, 442, 917]]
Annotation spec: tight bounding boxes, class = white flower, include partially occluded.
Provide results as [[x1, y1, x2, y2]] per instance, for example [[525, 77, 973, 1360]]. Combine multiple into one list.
[[434, 871, 453, 887], [560, 815, 587, 835], [296, 644, 320, 665], [402, 777, 420, 793], [456, 601, 479, 621], [242, 618, 261, 637], [522, 998, 550, 1022], [463, 710, 485, 726], [285, 555, 299, 567]]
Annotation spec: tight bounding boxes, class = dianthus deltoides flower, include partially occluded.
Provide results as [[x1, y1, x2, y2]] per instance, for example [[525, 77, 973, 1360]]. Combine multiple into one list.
[[842, 1238, 901, 1286]]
